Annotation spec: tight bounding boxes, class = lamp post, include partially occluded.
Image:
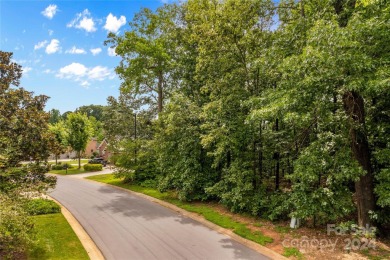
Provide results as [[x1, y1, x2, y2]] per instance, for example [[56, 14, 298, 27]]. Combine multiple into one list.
[[134, 113, 137, 164]]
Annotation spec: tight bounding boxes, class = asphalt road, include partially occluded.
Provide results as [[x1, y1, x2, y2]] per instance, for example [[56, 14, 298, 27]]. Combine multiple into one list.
[[50, 174, 269, 260]]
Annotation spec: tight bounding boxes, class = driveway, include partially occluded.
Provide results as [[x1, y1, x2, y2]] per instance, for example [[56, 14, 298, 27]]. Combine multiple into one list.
[[50, 174, 269, 260]]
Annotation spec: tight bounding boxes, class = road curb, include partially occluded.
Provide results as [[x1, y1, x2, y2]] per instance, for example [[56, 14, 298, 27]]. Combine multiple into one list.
[[85, 178, 287, 260], [47, 195, 105, 260]]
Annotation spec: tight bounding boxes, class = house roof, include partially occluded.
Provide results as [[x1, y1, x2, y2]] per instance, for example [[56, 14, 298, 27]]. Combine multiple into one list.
[[97, 139, 108, 149]]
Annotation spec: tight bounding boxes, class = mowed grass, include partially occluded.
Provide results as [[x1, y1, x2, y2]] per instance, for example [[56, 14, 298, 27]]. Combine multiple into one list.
[[48, 159, 89, 165], [49, 168, 88, 175], [49, 167, 102, 175], [87, 174, 273, 246], [28, 213, 89, 260]]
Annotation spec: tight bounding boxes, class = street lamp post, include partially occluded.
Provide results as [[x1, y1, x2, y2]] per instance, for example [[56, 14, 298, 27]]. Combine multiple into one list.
[[134, 113, 137, 164]]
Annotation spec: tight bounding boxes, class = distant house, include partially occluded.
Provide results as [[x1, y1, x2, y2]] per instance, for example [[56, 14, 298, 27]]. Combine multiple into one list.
[[97, 139, 111, 161], [49, 147, 77, 160], [85, 138, 99, 158], [49, 138, 111, 161]]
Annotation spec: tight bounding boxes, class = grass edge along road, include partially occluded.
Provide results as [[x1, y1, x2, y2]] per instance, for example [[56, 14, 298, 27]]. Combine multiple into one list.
[[49, 168, 100, 175], [86, 173, 273, 247], [28, 213, 89, 260]]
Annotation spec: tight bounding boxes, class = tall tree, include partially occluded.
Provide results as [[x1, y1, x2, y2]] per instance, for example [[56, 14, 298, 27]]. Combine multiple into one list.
[[48, 121, 68, 164], [76, 105, 105, 121], [106, 5, 179, 114], [48, 108, 62, 124], [66, 113, 91, 169]]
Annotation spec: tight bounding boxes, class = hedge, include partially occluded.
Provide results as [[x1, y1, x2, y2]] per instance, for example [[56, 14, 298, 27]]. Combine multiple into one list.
[[23, 198, 61, 215], [83, 164, 103, 172], [51, 163, 74, 170]]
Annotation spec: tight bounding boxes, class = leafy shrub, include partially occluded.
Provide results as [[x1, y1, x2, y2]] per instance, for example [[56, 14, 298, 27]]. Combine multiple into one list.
[[51, 163, 74, 170], [51, 164, 64, 170], [140, 179, 158, 188], [62, 163, 74, 169], [84, 164, 102, 172], [23, 199, 60, 216], [0, 195, 35, 259]]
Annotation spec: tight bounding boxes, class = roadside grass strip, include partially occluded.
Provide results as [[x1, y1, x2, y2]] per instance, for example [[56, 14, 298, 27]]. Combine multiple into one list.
[[49, 166, 102, 175], [28, 213, 89, 260], [87, 173, 273, 246]]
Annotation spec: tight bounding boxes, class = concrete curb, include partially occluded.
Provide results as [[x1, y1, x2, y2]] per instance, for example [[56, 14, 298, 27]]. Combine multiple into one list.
[[85, 178, 287, 260], [48, 196, 105, 260]]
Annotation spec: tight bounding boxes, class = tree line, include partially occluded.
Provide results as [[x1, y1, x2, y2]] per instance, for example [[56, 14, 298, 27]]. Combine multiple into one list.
[[104, 0, 389, 230]]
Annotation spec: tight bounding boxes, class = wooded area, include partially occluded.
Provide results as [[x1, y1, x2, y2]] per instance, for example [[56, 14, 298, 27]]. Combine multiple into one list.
[[103, 0, 390, 231]]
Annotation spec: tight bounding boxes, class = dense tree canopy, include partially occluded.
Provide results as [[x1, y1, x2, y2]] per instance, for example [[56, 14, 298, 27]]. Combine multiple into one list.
[[0, 51, 56, 257], [105, 0, 390, 230]]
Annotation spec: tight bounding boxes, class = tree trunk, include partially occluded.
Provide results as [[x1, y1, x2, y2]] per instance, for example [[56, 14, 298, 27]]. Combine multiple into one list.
[[334, 0, 374, 227], [343, 91, 375, 226], [157, 72, 163, 113], [258, 122, 263, 181], [274, 119, 280, 191], [78, 151, 81, 169]]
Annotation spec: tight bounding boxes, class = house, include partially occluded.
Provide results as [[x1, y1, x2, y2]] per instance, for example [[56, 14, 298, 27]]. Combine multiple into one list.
[[97, 139, 111, 161], [49, 138, 111, 161], [84, 138, 99, 158]]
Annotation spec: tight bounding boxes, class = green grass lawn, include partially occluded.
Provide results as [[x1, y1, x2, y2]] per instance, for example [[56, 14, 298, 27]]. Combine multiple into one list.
[[49, 167, 102, 175], [28, 213, 89, 260], [48, 159, 89, 165], [49, 168, 87, 175], [87, 174, 273, 246]]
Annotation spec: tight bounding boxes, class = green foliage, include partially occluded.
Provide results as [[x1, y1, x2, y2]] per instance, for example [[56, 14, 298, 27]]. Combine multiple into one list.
[[0, 194, 35, 259], [66, 112, 92, 168], [23, 199, 61, 216], [0, 52, 57, 257], [51, 164, 65, 170], [76, 105, 105, 121], [48, 109, 62, 124], [48, 121, 68, 162], [83, 163, 103, 172], [51, 163, 74, 170], [106, 0, 390, 229], [283, 247, 303, 259], [155, 94, 217, 201]]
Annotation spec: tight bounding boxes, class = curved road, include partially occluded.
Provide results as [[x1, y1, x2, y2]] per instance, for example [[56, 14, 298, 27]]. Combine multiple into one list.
[[50, 173, 269, 260]]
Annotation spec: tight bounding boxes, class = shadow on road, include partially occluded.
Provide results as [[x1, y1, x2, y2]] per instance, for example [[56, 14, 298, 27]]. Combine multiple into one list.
[[95, 186, 201, 227]]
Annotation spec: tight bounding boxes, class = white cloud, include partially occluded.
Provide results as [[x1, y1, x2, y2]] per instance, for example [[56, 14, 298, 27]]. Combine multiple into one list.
[[22, 67, 32, 74], [67, 9, 97, 33], [56, 62, 115, 87], [88, 66, 112, 81], [48, 30, 54, 36], [34, 40, 47, 50], [42, 4, 58, 19], [104, 13, 126, 33], [45, 39, 60, 54], [43, 69, 53, 74], [80, 81, 90, 87], [57, 63, 88, 78], [90, 48, 102, 56], [107, 47, 116, 57], [66, 46, 86, 54]]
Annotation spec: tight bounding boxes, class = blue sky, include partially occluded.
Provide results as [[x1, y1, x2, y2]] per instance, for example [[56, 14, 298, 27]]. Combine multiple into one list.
[[0, 0, 165, 113]]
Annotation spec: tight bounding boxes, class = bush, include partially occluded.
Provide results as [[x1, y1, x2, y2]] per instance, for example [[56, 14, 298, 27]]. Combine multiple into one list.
[[51, 163, 74, 170], [62, 163, 74, 169], [51, 164, 63, 170], [83, 164, 102, 172], [23, 199, 61, 216], [0, 195, 35, 258]]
